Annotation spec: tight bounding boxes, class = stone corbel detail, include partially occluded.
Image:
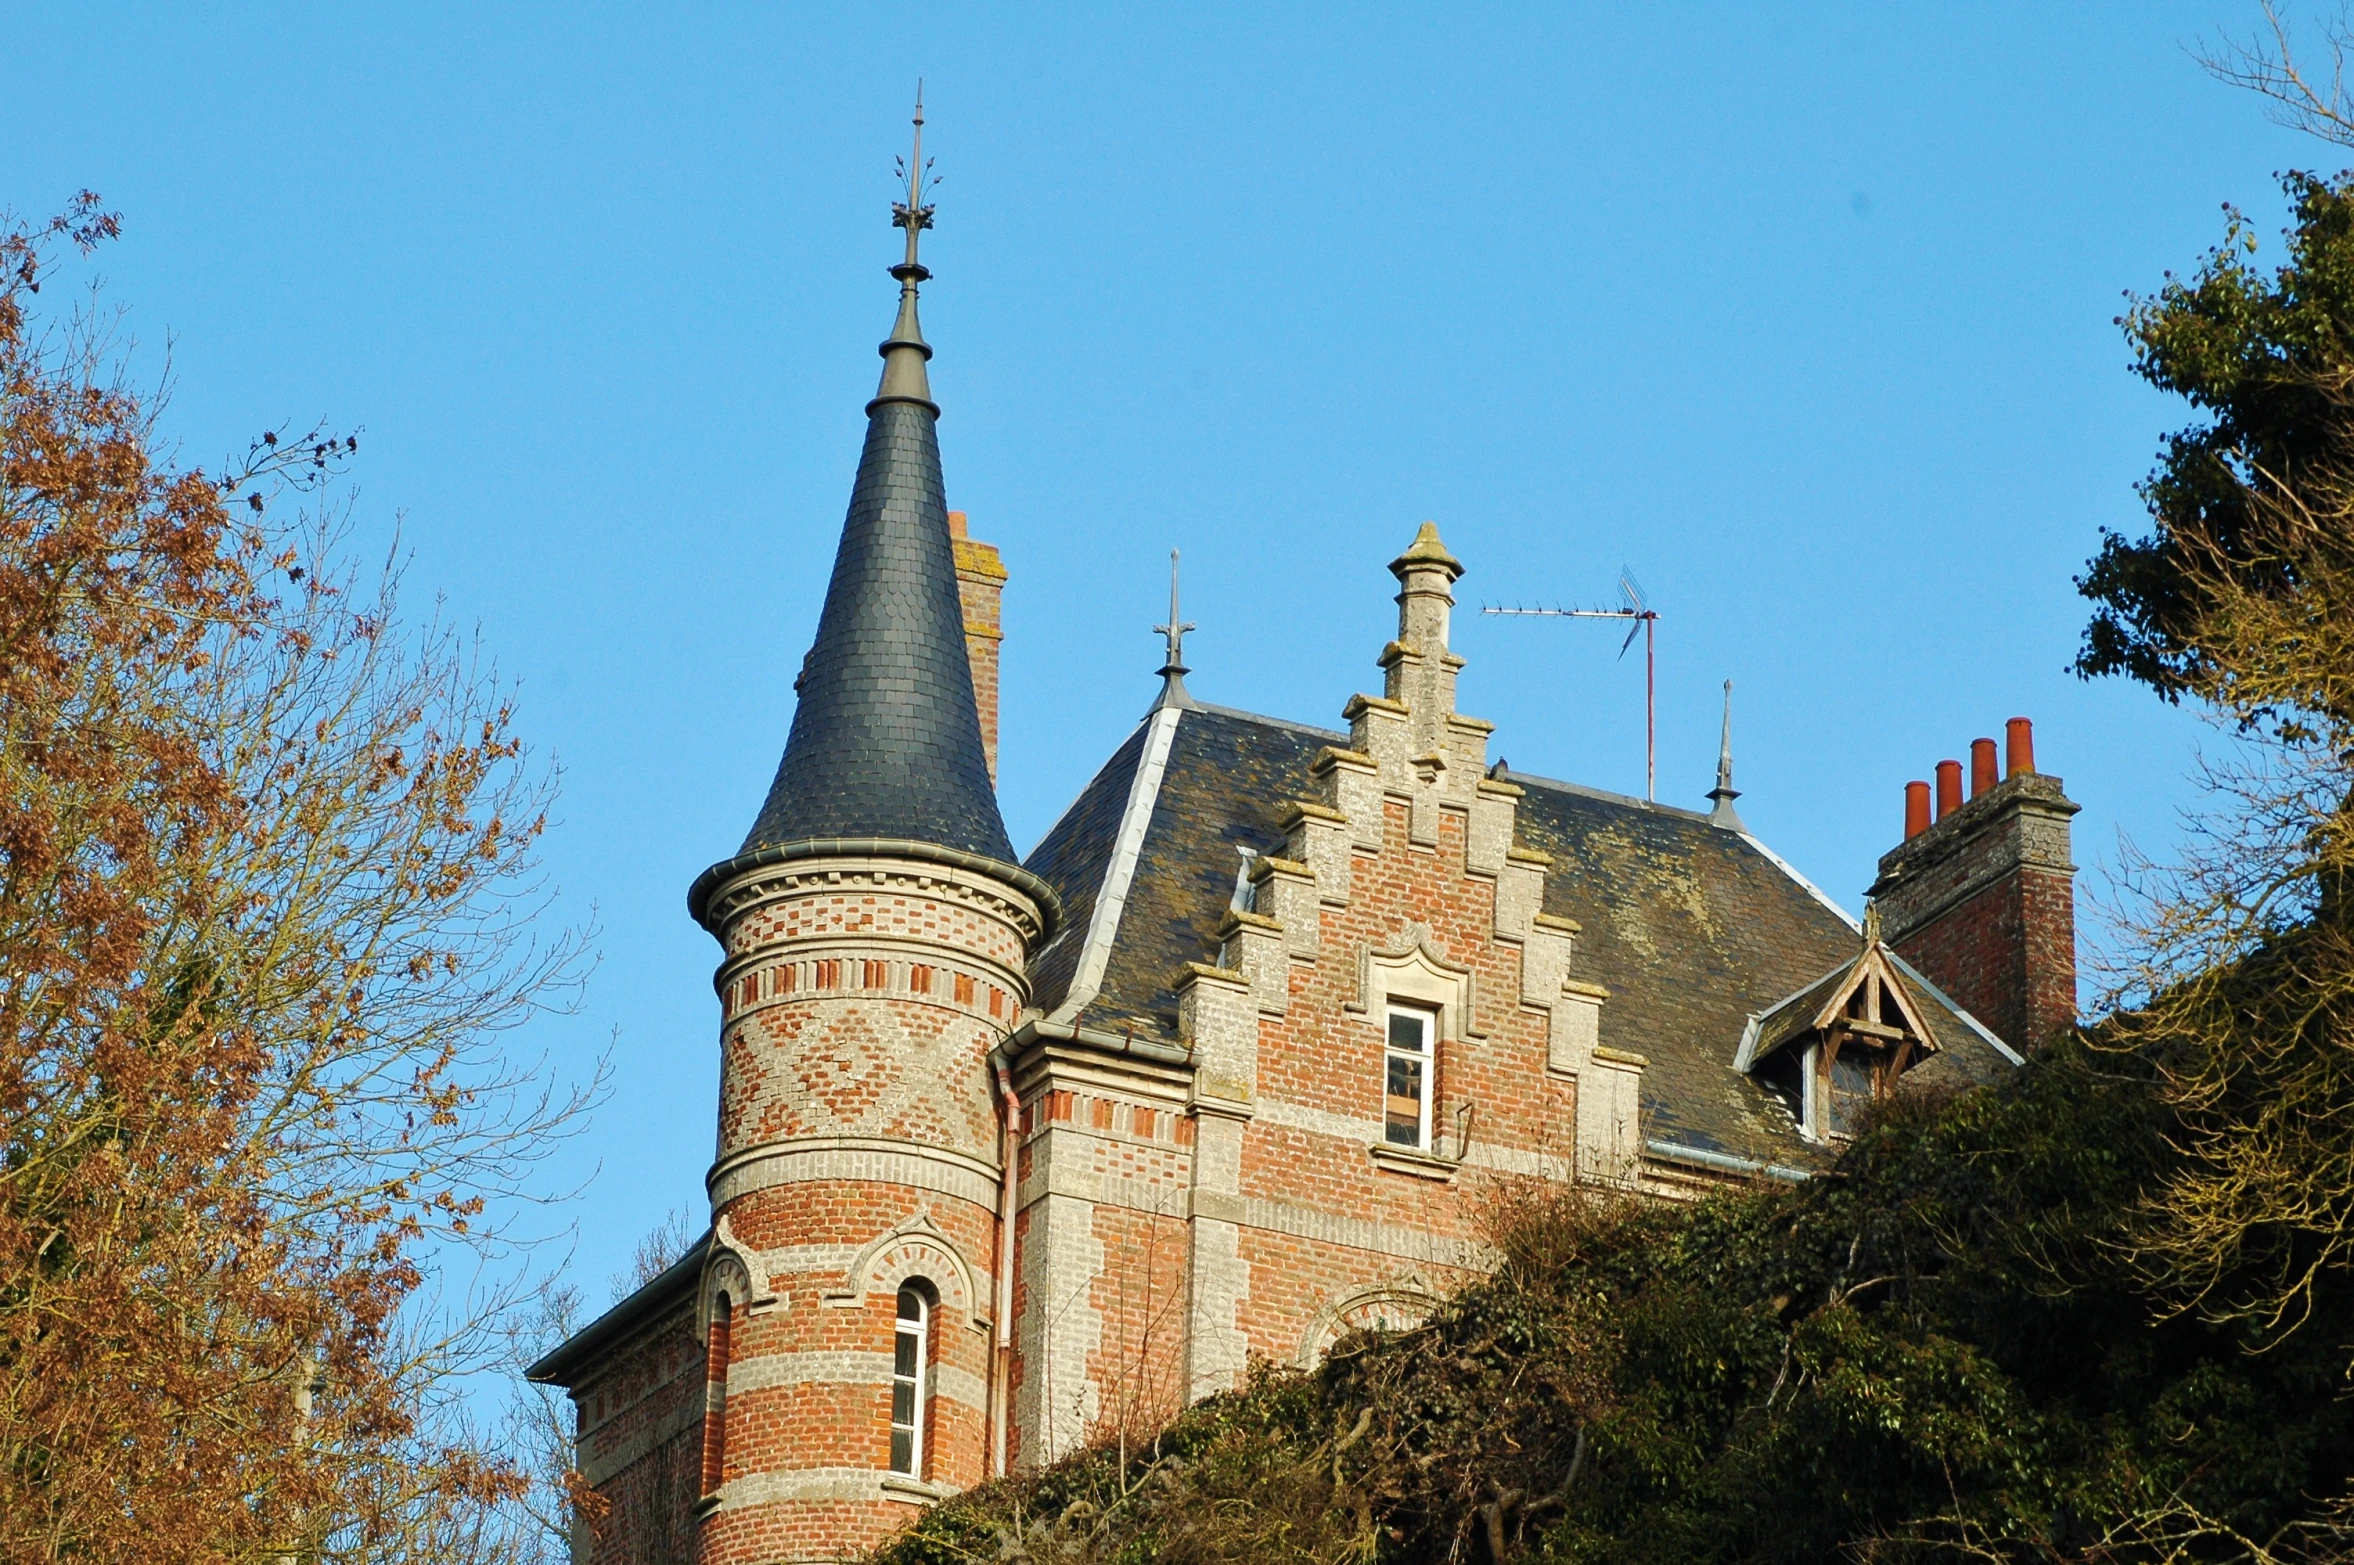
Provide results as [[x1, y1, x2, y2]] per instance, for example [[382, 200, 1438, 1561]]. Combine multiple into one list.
[[1467, 778, 1520, 879], [1576, 1045, 1648, 1186], [1444, 711, 1494, 782], [1311, 747, 1384, 852], [705, 1211, 779, 1320], [1217, 909, 1289, 1016], [1281, 802, 1352, 906], [1247, 854, 1321, 959], [1494, 848, 1551, 942], [1407, 751, 1447, 846], [1176, 962, 1257, 1108], [1520, 912, 1578, 1008]]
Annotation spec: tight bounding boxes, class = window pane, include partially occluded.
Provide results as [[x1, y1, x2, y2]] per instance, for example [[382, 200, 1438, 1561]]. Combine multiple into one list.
[[891, 1380, 915, 1424], [894, 1331, 918, 1377], [890, 1429, 912, 1474], [1387, 1012, 1426, 1052], [897, 1288, 922, 1321], [1828, 1051, 1874, 1136], [1385, 1054, 1423, 1145]]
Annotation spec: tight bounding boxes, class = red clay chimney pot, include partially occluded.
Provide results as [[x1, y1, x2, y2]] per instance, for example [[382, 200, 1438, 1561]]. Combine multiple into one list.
[[1935, 759, 1963, 819], [1904, 780, 1931, 839], [1970, 737, 1998, 798], [2005, 716, 2034, 778]]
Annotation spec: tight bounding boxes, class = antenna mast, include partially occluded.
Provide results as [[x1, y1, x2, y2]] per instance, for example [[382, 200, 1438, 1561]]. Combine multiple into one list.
[[1482, 570, 1661, 800]]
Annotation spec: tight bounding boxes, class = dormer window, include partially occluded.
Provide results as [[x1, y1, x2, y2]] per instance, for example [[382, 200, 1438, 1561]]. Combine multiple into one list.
[[1737, 931, 1938, 1144]]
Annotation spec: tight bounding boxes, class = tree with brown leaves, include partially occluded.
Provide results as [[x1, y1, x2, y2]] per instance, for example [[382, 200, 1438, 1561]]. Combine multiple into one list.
[[0, 195, 594, 1564]]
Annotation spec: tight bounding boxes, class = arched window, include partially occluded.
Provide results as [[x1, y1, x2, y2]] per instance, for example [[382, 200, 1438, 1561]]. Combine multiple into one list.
[[701, 1292, 732, 1496], [888, 1284, 932, 1475]]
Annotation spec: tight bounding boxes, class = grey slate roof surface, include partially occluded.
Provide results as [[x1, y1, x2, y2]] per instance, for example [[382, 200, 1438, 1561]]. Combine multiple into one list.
[[1026, 706, 1333, 1033], [737, 398, 1016, 866], [1022, 719, 1150, 1017], [1498, 768, 1860, 1161], [1022, 705, 1980, 1164]]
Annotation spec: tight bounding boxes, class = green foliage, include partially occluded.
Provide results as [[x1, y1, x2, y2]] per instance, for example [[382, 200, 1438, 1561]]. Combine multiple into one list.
[[2080, 169, 2354, 716], [878, 1045, 2354, 1562]]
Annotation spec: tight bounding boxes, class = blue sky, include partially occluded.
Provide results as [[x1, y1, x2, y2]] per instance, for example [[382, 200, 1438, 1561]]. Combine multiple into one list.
[[3, 4, 2327, 1299]]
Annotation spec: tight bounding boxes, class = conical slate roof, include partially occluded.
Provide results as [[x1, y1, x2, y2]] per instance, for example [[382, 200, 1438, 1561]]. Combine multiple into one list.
[[689, 143, 1035, 929], [735, 396, 1015, 864]]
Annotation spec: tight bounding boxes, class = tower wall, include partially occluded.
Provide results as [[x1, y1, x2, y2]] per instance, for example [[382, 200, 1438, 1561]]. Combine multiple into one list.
[[693, 854, 1044, 1565]]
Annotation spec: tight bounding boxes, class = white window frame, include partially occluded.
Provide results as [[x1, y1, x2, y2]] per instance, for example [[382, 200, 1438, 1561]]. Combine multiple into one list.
[[889, 1286, 929, 1476], [1382, 1005, 1436, 1150]]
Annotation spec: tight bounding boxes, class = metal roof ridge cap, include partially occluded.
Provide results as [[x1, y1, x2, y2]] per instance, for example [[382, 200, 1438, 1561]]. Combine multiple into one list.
[[1882, 949, 2025, 1065], [1190, 700, 1350, 743], [1497, 766, 1715, 821], [1045, 703, 1186, 1025], [1023, 715, 1153, 865], [1731, 828, 1861, 933]]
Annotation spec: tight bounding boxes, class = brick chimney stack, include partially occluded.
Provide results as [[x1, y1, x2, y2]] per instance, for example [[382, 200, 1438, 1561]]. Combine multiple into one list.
[[948, 510, 1008, 782], [1869, 717, 2080, 1053]]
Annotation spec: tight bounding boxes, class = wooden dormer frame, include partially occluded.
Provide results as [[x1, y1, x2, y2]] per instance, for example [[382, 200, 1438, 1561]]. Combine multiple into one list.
[[1737, 939, 1941, 1143]]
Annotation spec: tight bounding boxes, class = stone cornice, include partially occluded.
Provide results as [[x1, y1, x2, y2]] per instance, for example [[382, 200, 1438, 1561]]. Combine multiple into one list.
[[696, 847, 1053, 946]]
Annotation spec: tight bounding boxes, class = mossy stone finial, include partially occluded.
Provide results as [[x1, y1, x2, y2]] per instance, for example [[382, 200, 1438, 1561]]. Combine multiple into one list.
[[1389, 520, 1464, 582]]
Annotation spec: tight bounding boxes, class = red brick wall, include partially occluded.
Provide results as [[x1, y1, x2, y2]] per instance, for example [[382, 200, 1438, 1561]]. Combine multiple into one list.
[[573, 1307, 706, 1565], [1871, 772, 2078, 1052], [690, 860, 1038, 1564]]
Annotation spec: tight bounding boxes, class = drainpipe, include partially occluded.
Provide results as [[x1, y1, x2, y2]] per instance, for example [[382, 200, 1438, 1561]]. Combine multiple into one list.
[[988, 1048, 1021, 1478]]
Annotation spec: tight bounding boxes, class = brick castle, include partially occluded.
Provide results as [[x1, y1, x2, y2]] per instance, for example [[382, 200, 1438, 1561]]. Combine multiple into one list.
[[528, 128, 2080, 1565]]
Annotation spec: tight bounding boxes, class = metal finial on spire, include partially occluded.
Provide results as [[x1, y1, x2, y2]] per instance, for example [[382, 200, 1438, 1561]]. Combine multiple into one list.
[[1152, 549, 1200, 710], [891, 82, 936, 268], [874, 83, 940, 412], [1707, 679, 1745, 830]]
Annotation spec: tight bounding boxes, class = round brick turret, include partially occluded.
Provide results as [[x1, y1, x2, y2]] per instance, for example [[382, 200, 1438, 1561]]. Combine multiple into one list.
[[675, 109, 1058, 1562], [692, 846, 1049, 1561]]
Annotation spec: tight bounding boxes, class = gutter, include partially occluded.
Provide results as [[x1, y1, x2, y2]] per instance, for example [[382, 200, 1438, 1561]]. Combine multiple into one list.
[[1009, 1015, 1190, 1067], [525, 1233, 712, 1386], [987, 1048, 1020, 1479], [1643, 1138, 1813, 1185]]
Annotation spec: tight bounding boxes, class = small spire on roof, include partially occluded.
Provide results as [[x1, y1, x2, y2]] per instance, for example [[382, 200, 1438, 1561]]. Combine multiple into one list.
[[1862, 897, 1883, 946], [1152, 548, 1200, 710], [1706, 679, 1745, 831], [874, 84, 939, 412]]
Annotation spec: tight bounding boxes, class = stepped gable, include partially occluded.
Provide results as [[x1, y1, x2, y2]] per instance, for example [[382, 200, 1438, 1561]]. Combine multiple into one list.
[[1025, 700, 1892, 1166], [1499, 769, 1856, 1160]]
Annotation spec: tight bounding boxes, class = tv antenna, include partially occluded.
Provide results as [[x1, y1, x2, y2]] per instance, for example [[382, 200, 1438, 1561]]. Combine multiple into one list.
[[1483, 570, 1662, 800]]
